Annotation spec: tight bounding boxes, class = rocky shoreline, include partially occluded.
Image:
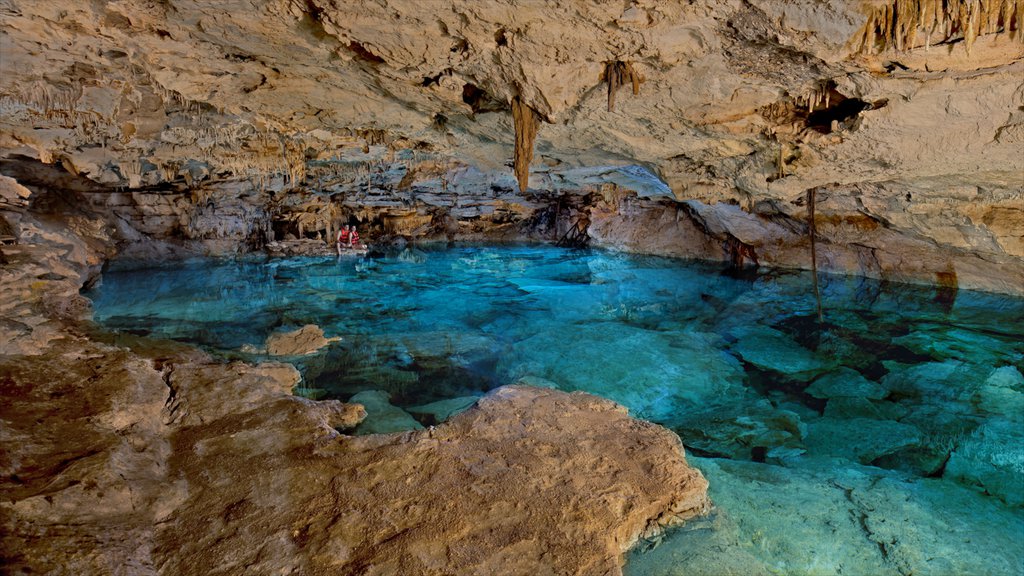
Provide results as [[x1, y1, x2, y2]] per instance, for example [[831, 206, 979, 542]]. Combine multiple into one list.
[[0, 209, 709, 575]]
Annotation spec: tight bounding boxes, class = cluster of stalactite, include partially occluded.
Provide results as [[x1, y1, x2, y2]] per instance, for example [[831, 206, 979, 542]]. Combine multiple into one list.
[[794, 83, 831, 112], [357, 129, 387, 145], [0, 82, 84, 124], [511, 96, 540, 192], [602, 61, 644, 112], [164, 120, 308, 188], [163, 122, 260, 152], [269, 193, 364, 242], [0, 82, 108, 147], [306, 154, 404, 185], [854, 0, 1023, 54], [166, 126, 309, 189], [129, 63, 208, 115], [119, 159, 143, 188]]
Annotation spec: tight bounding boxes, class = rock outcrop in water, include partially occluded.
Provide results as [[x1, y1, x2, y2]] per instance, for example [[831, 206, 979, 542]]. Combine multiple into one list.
[[265, 324, 338, 356], [0, 206, 709, 574], [1, 0, 1022, 292]]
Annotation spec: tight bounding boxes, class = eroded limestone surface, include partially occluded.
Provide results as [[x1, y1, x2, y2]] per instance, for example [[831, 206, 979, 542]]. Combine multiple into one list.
[[1, 0, 1022, 293], [0, 213, 709, 575]]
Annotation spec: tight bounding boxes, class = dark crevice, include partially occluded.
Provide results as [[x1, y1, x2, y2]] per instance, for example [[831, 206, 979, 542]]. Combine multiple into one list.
[[346, 41, 386, 65], [461, 83, 508, 115], [806, 95, 872, 133], [450, 38, 469, 54], [226, 53, 256, 63], [421, 69, 451, 87]]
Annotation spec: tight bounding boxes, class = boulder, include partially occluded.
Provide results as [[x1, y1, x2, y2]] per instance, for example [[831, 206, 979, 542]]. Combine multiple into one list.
[[806, 367, 888, 400], [729, 326, 836, 380], [265, 324, 338, 356]]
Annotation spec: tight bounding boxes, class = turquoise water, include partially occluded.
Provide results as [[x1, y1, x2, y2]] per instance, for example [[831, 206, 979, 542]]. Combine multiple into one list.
[[86, 245, 1024, 574]]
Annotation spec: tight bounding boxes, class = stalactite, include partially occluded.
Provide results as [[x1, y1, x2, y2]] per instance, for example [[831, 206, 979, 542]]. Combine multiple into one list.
[[357, 129, 387, 147], [511, 96, 540, 192], [794, 82, 831, 112], [807, 188, 823, 323], [777, 141, 787, 180], [854, 0, 1023, 55], [121, 160, 143, 188], [602, 61, 644, 112], [1, 82, 92, 129]]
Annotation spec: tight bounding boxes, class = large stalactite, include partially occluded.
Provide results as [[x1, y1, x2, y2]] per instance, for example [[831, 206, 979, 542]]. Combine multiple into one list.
[[511, 96, 540, 192], [602, 61, 644, 112]]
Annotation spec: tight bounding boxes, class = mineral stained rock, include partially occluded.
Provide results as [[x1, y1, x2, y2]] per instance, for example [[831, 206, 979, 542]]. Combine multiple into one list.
[[0, 213, 710, 575]]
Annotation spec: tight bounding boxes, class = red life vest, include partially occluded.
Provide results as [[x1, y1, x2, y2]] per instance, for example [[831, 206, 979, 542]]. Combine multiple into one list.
[[338, 229, 349, 243], [350, 231, 360, 244]]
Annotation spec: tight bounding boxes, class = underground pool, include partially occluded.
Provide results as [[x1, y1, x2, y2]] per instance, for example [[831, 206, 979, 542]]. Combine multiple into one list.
[[84, 245, 1024, 575]]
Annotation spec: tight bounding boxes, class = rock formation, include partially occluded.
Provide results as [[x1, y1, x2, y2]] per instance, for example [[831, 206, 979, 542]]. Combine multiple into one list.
[[1, 0, 1022, 572], [0, 0, 1020, 292], [265, 324, 338, 356], [0, 209, 709, 574]]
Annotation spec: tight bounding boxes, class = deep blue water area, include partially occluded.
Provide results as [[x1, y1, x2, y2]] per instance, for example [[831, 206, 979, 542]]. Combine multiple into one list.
[[85, 245, 1024, 574]]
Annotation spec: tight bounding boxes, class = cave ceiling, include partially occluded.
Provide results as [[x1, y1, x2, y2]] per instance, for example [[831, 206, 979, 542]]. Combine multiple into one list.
[[0, 0, 1022, 204]]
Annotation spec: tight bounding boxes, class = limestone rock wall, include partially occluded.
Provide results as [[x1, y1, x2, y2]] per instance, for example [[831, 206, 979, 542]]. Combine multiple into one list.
[[1, 0, 1022, 291]]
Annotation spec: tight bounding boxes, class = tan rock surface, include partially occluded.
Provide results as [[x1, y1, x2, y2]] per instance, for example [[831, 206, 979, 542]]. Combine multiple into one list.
[[265, 324, 339, 356], [0, 207, 710, 575], [156, 384, 709, 576], [1, 0, 1021, 292]]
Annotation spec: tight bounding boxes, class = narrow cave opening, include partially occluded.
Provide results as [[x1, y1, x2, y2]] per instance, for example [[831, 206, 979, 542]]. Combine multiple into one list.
[[806, 92, 872, 133], [461, 83, 508, 115], [346, 41, 386, 64]]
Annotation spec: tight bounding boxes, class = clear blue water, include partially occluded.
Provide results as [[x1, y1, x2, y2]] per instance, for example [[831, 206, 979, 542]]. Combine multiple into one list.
[[85, 245, 1024, 574]]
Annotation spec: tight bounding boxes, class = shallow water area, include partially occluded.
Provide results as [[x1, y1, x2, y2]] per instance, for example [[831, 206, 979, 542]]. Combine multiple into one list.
[[85, 245, 1024, 574]]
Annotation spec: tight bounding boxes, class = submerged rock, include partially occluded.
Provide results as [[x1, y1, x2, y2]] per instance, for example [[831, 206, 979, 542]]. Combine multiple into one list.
[[265, 324, 339, 356], [805, 417, 923, 464], [805, 367, 888, 400], [1, 216, 711, 575], [674, 398, 807, 462], [349, 389, 425, 434], [729, 326, 836, 380], [626, 457, 1024, 576], [406, 395, 480, 425], [498, 324, 744, 424], [946, 419, 1024, 507], [964, 365, 1024, 420]]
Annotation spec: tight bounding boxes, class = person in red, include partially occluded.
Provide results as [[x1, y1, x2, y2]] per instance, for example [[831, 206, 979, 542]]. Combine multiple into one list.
[[349, 225, 360, 248], [336, 225, 350, 255]]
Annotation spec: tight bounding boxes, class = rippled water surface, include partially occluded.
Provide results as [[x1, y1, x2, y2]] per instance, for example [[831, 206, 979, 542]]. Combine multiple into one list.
[[86, 245, 1024, 575]]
